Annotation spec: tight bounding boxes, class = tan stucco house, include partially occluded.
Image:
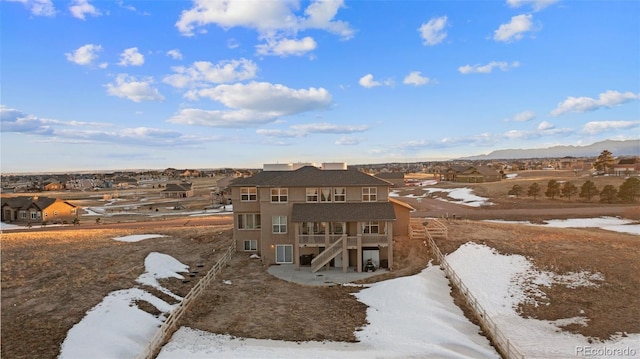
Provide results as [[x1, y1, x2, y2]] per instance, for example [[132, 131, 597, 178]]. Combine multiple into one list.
[[230, 163, 413, 273], [1, 196, 78, 224]]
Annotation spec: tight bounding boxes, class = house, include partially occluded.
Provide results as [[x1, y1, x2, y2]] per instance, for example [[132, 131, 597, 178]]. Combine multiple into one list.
[[1, 196, 78, 224], [230, 163, 414, 273], [43, 181, 64, 191], [442, 166, 502, 183], [613, 157, 639, 176], [161, 182, 194, 198]]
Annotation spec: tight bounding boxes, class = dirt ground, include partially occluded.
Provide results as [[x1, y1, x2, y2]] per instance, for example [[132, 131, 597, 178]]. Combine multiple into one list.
[[2, 176, 639, 358]]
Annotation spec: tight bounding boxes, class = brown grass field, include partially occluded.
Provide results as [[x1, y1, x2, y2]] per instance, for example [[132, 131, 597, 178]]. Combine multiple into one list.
[[1, 171, 639, 358]]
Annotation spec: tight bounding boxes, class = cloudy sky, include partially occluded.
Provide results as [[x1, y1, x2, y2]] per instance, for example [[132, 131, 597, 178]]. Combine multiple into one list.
[[1, 0, 638, 173]]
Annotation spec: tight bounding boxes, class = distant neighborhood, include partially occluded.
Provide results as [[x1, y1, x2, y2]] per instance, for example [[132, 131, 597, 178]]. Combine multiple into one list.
[[1, 156, 638, 194]]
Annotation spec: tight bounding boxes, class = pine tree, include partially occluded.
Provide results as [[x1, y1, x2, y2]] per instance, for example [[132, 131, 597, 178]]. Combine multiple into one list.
[[579, 180, 599, 202], [594, 150, 615, 174], [545, 179, 561, 199], [561, 181, 578, 201], [599, 185, 618, 203], [527, 182, 541, 200], [618, 177, 640, 202], [508, 184, 523, 198]]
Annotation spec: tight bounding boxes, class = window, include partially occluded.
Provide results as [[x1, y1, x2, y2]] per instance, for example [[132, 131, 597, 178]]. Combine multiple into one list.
[[362, 187, 377, 202], [237, 213, 261, 230], [306, 188, 318, 202], [275, 244, 293, 264], [241, 187, 257, 201], [272, 216, 287, 233], [243, 240, 258, 251], [53, 210, 58, 216], [30, 212, 38, 220], [331, 222, 344, 234], [362, 221, 380, 234], [271, 188, 288, 203], [19, 211, 26, 219], [333, 187, 346, 202], [320, 188, 332, 202]]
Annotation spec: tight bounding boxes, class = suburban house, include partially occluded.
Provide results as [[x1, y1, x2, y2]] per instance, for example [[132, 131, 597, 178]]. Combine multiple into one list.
[[43, 181, 64, 191], [230, 163, 414, 274], [1, 196, 78, 224], [441, 165, 502, 183], [613, 157, 639, 176], [161, 182, 194, 198]]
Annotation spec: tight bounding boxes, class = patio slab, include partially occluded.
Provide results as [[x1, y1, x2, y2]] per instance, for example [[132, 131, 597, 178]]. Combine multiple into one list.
[[267, 264, 388, 286]]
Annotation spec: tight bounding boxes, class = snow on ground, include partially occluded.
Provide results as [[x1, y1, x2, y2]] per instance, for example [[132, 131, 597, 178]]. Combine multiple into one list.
[[391, 185, 492, 207], [112, 234, 166, 242], [446, 243, 640, 359], [59, 250, 189, 359], [157, 265, 499, 359], [486, 217, 640, 235]]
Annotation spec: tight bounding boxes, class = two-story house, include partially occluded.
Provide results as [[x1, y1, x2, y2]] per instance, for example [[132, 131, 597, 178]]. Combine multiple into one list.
[[230, 163, 413, 274]]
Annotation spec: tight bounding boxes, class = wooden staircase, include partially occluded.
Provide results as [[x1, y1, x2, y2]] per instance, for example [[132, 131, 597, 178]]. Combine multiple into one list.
[[310, 235, 345, 273]]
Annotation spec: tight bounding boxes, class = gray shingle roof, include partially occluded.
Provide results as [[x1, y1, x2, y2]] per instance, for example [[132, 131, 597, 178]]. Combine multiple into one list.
[[291, 202, 396, 222], [1, 196, 66, 210], [230, 166, 393, 187]]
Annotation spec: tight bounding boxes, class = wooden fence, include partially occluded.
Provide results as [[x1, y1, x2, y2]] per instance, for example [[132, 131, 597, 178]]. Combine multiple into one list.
[[424, 232, 525, 359], [135, 243, 236, 359]]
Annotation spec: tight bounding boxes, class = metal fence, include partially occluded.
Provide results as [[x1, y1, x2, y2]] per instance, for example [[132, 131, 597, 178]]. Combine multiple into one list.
[[424, 230, 525, 359], [135, 243, 236, 359]]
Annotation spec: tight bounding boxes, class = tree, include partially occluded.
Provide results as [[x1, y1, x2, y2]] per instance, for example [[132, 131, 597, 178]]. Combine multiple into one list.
[[599, 185, 618, 203], [594, 149, 615, 174], [579, 180, 599, 202], [618, 177, 640, 202], [545, 179, 561, 199], [527, 182, 541, 200], [561, 181, 578, 201], [508, 184, 523, 198]]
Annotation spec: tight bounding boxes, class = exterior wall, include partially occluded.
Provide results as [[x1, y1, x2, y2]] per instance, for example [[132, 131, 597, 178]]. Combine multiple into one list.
[[232, 180, 396, 268], [42, 200, 77, 223], [392, 203, 411, 237]]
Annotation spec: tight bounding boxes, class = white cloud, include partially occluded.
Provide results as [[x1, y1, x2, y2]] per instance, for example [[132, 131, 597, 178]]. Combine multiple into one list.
[[69, 0, 101, 20], [359, 74, 380, 88], [403, 71, 430, 86], [506, 0, 557, 11], [335, 136, 363, 145], [256, 122, 369, 139], [163, 58, 258, 88], [418, 16, 448, 46], [167, 108, 280, 128], [176, 0, 353, 39], [551, 90, 640, 116], [537, 121, 554, 130], [581, 121, 640, 135], [105, 74, 164, 102], [65, 44, 103, 66], [290, 122, 369, 134], [256, 37, 317, 57], [458, 61, 520, 74], [494, 14, 535, 42], [194, 82, 332, 114], [118, 47, 145, 66], [169, 82, 332, 128], [505, 110, 535, 122], [167, 49, 183, 60], [9, 0, 56, 16]]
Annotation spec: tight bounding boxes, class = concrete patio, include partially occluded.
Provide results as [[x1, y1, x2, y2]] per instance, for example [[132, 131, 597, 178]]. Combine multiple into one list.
[[267, 264, 388, 286]]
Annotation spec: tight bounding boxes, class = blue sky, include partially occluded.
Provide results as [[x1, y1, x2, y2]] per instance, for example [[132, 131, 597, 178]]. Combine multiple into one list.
[[1, 0, 639, 173]]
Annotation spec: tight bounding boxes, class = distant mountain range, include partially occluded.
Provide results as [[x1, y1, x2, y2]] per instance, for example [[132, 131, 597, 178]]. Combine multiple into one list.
[[460, 139, 639, 160]]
